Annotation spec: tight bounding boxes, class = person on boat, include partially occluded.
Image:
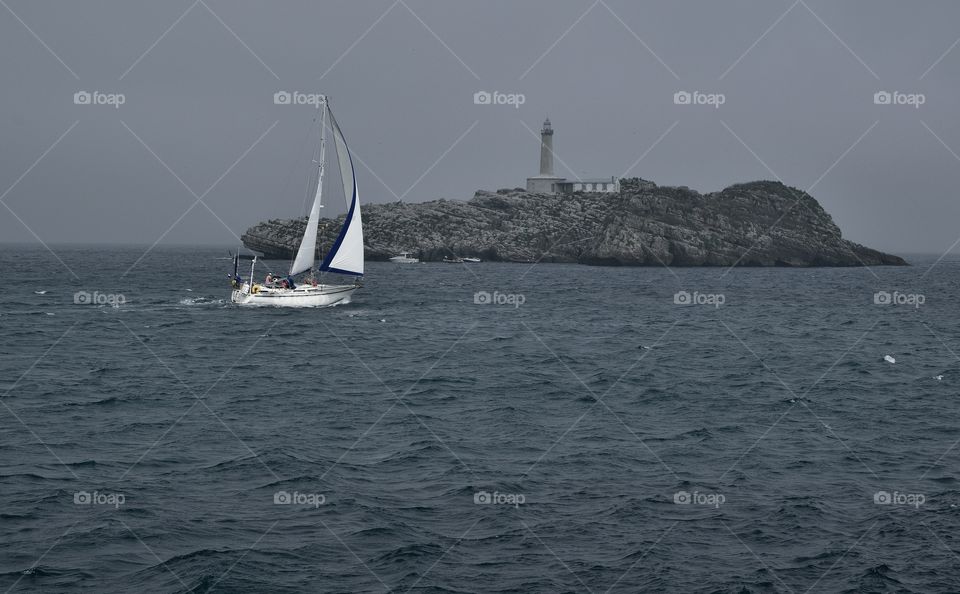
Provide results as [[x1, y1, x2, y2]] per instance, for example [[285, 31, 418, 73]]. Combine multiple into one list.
[[286, 275, 296, 289], [265, 273, 273, 285]]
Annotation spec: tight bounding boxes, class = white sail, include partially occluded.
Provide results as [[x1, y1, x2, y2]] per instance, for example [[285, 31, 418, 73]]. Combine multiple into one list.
[[289, 103, 327, 276], [319, 109, 364, 276]]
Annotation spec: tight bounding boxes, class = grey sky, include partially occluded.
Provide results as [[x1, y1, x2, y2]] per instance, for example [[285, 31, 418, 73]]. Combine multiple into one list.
[[1, 0, 958, 254]]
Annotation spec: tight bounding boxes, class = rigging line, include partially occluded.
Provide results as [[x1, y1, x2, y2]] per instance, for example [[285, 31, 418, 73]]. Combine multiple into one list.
[[303, 111, 323, 217], [277, 115, 316, 218]]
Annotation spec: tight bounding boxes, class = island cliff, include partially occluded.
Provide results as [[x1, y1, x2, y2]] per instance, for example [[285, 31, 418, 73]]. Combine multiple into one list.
[[241, 178, 906, 267]]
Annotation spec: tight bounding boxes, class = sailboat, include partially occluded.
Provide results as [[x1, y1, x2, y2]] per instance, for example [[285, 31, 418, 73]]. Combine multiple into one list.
[[389, 252, 419, 263], [231, 96, 363, 307]]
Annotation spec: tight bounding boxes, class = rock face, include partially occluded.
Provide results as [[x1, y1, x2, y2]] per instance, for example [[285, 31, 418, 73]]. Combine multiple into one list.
[[241, 178, 906, 267]]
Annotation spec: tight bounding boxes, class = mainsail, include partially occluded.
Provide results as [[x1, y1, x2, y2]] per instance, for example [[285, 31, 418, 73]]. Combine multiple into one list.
[[289, 105, 327, 276], [319, 109, 364, 276]]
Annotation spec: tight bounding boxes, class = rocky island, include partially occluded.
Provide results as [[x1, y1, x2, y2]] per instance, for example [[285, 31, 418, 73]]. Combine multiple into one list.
[[241, 177, 906, 267]]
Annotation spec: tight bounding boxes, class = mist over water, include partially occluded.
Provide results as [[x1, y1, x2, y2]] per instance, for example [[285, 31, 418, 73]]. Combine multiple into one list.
[[1, 246, 959, 592]]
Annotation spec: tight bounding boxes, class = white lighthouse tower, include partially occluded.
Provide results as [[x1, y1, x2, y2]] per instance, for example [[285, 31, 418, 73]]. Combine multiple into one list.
[[539, 117, 555, 176]]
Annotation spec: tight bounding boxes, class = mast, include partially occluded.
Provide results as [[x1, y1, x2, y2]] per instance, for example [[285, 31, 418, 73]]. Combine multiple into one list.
[[313, 97, 328, 279]]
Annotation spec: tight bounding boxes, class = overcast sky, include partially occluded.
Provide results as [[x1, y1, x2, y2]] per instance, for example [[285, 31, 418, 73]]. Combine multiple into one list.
[[1, 0, 958, 254]]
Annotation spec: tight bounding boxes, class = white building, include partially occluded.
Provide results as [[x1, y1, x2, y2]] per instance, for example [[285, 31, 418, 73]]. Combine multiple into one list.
[[566, 178, 620, 192], [525, 118, 620, 195]]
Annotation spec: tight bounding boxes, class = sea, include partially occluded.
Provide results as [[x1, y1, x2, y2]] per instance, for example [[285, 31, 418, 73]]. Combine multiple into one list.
[[1, 245, 958, 593]]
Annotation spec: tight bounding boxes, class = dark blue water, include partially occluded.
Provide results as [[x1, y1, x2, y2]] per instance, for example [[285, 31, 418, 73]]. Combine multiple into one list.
[[1, 245, 959, 593]]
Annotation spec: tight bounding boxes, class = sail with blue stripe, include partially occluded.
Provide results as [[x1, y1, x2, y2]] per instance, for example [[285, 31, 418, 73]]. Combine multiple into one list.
[[319, 108, 364, 276]]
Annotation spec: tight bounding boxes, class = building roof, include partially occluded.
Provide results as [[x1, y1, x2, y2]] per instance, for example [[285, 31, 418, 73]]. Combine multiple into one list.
[[561, 178, 619, 184]]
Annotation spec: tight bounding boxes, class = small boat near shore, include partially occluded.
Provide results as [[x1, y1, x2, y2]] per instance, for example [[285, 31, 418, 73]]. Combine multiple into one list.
[[442, 256, 481, 263], [390, 252, 419, 263]]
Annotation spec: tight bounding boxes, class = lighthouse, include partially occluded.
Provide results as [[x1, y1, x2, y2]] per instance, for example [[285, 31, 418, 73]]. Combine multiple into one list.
[[539, 118, 554, 176], [524, 117, 621, 195], [526, 118, 565, 194]]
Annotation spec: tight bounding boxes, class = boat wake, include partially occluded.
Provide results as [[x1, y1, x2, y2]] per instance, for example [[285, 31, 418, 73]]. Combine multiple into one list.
[[178, 297, 225, 306]]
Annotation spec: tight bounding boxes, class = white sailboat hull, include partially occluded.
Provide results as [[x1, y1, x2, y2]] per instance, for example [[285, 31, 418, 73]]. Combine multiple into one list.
[[231, 283, 357, 308]]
